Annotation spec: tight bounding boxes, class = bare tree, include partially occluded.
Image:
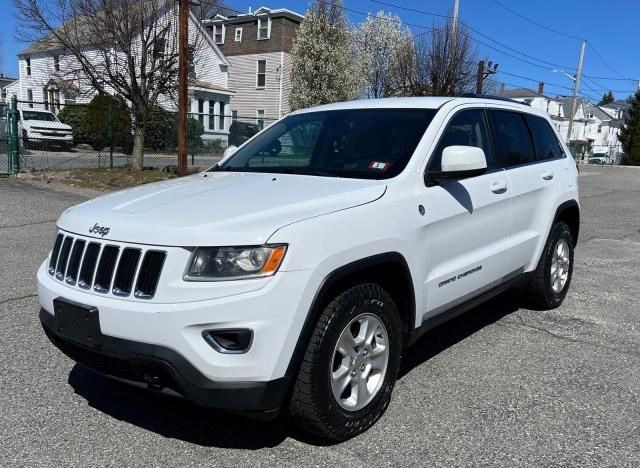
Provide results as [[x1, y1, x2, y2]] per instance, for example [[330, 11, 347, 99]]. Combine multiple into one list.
[[388, 20, 478, 97], [13, 0, 217, 170], [422, 20, 477, 96]]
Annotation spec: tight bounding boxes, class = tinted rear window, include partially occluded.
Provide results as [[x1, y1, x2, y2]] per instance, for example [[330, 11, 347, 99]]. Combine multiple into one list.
[[524, 114, 564, 160], [491, 110, 535, 168]]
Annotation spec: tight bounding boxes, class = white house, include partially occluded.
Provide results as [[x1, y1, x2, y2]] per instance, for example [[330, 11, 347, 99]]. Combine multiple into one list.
[[13, 4, 235, 141]]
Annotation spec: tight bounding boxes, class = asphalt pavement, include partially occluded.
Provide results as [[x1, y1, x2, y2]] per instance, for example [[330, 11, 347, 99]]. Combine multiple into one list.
[[1, 165, 639, 467]]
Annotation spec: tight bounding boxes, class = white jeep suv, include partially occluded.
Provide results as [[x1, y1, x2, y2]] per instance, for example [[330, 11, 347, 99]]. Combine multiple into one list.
[[38, 97, 579, 440]]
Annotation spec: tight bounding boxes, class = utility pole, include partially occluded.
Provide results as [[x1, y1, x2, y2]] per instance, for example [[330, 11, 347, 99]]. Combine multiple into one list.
[[476, 60, 485, 94], [177, 0, 189, 176], [452, 0, 460, 38], [567, 40, 586, 146]]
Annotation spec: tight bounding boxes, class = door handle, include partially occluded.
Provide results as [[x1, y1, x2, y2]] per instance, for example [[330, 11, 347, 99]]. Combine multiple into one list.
[[490, 181, 508, 194], [541, 171, 554, 180]]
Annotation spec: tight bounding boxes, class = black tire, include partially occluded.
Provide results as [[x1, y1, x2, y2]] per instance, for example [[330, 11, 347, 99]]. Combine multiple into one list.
[[528, 221, 574, 309], [288, 283, 402, 441]]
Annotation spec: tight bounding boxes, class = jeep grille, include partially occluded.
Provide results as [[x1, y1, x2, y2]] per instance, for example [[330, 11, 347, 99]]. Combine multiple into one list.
[[48, 232, 165, 299]]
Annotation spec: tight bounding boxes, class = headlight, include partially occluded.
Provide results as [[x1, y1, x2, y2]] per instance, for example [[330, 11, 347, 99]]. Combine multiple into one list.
[[184, 244, 287, 281]]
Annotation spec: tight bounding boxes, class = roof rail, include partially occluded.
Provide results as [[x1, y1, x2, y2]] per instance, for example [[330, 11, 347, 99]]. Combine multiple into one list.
[[458, 93, 530, 106]]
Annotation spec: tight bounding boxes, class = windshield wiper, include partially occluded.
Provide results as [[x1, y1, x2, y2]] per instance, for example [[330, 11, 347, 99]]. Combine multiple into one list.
[[268, 167, 341, 177]]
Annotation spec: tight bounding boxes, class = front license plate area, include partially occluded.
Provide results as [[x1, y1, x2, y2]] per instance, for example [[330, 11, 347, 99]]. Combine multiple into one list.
[[53, 297, 102, 348]]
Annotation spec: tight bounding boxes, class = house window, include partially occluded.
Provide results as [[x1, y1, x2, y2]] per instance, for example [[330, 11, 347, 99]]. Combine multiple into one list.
[[54, 55, 60, 72], [235, 28, 243, 42], [154, 38, 166, 60], [257, 17, 271, 40], [26, 57, 32, 76], [232, 110, 238, 121], [213, 24, 224, 44], [27, 89, 33, 108], [257, 109, 265, 129], [598, 125, 602, 133], [188, 45, 196, 78], [256, 60, 266, 88], [208, 100, 215, 130], [198, 99, 204, 124], [219, 101, 225, 130]]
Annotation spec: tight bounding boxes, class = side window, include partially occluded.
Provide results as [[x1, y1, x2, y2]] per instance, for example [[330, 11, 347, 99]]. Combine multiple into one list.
[[524, 114, 564, 160], [490, 110, 535, 168], [430, 109, 492, 172]]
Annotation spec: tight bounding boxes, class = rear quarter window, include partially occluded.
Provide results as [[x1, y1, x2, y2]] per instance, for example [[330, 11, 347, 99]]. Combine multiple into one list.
[[524, 114, 565, 160]]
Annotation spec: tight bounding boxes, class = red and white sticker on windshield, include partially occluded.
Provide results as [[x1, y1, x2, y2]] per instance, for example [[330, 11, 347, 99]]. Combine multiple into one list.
[[369, 161, 390, 171]]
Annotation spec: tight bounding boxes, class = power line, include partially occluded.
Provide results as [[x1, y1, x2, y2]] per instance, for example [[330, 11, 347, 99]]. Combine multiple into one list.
[[490, 0, 584, 41], [367, 0, 449, 19], [487, 1, 637, 83], [495, 70, 572, 90], [587, 42, 632, 80]]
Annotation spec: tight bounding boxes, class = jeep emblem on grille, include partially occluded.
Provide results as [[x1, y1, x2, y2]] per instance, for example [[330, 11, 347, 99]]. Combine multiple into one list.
[[89, 223, 110, 237]]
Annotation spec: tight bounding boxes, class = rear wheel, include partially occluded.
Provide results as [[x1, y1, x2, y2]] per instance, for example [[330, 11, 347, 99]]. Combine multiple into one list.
[[288, 283, 402, 441], [528, 221, 574, 309]]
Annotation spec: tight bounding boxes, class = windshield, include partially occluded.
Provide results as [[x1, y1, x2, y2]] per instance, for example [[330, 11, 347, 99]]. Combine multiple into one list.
[[22, 111, 58, 122], [215, 108, 437, 179]]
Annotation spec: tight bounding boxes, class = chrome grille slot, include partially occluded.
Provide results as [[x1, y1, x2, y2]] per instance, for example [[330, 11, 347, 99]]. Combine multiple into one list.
[[78, 243, 101, 289], [48, 234, 64, 275], [48, 232, 167, 300], [112, 248, 141, 297], [134, 251, 166, 299], [65, 240, 86, 285], [94, 246, 120, 293], [55, 237, 73, 280]]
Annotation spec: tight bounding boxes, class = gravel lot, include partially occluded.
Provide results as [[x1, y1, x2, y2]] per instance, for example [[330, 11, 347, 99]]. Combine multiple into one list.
[[1, 166, 639, 467]]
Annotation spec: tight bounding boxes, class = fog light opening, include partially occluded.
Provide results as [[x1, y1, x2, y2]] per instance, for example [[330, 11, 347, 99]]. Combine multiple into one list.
[[203, 329, 253, 354]]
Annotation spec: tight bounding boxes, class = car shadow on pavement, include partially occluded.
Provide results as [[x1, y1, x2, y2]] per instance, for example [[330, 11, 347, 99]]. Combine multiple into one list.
[[67, 290, 524, 449], [399, 290, 522, 378], [67, 365, 290, 449]]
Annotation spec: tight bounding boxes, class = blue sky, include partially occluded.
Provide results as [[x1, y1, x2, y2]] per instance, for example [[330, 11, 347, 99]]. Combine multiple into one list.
[[2, 0, 638, 101]]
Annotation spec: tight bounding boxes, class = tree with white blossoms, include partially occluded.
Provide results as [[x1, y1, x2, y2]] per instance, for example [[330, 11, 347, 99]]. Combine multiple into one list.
[[289, 0, 359, 111], [352, 11, 413, 98]]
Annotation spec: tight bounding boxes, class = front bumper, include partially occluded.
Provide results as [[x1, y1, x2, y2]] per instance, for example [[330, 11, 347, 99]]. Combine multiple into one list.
[[37, 259, 322, 411], [40, 308, 289, 412]]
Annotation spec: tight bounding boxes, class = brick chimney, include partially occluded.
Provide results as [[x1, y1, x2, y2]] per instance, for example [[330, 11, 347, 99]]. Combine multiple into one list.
[[537, 82, 545, 95]]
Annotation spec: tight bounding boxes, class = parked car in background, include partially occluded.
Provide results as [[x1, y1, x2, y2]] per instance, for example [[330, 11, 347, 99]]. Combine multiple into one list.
[[18, 109, 73, 151], [588, 155, 607, 165]]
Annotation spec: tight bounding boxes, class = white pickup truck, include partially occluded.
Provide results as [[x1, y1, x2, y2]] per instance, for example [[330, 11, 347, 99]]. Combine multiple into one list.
[[19, 109, 73, 150]]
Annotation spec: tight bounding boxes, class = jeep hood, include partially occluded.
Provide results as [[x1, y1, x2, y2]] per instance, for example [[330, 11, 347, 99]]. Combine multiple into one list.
[[57, 172, 387, 246]]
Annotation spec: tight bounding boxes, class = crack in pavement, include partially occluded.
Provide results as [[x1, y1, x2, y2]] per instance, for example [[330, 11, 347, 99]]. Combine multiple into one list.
[[0, 219, 57, 229], [497, 314, 640, 361], [0, 294, 38, 305]]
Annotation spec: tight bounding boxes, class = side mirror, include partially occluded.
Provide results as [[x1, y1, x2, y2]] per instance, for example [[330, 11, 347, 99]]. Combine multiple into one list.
[[427, 145, 487, 184], [220, 145, 238, 163]]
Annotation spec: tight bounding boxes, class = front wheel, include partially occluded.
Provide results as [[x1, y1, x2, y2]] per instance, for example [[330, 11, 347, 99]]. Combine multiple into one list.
[[288, 283, 402, 441], [527, 221, 575, 309]]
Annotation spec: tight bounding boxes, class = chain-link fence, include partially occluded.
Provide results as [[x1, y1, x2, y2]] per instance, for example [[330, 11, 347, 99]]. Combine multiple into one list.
[[2, 98, 275, 173]]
